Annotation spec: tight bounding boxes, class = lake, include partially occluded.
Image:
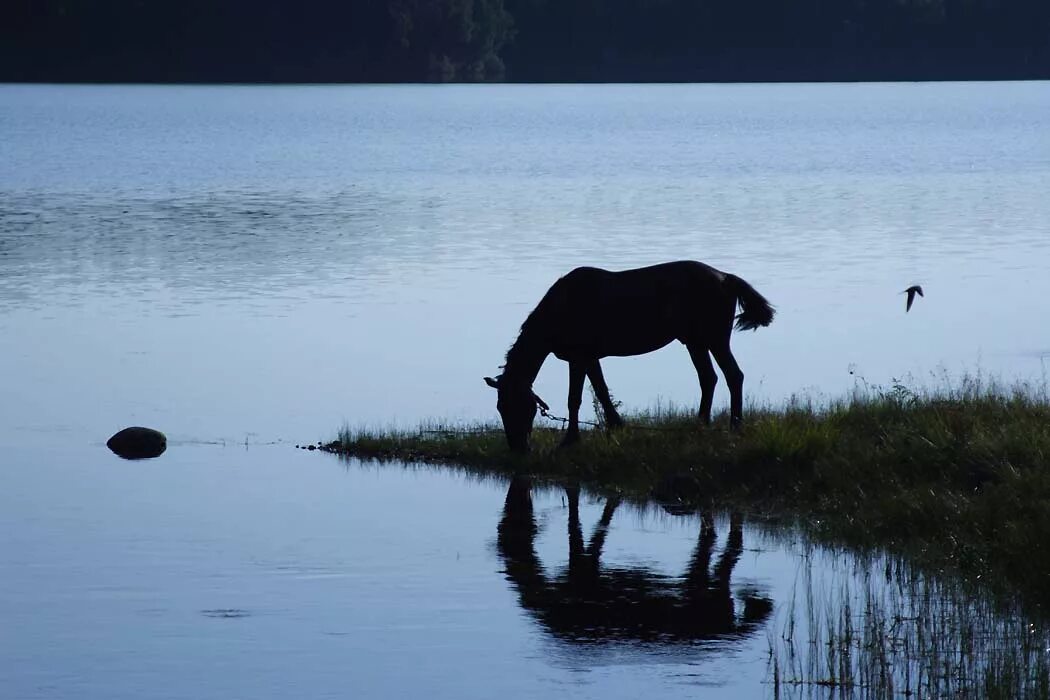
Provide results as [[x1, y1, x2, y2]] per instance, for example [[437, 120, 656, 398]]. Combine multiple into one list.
[[1, 82, 1049, 698]]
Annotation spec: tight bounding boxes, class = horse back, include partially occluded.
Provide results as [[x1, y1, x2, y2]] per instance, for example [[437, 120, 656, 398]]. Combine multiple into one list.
[[559, 261, 729, 307], [539, 261, 736, 358]]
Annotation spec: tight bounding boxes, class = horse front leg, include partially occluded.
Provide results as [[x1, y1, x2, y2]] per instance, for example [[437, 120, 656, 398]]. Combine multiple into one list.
[[560, 361, 586, 448], [586, 360, 624, 430], [566, 483, 583, 555], [687, 343, 717, 426]]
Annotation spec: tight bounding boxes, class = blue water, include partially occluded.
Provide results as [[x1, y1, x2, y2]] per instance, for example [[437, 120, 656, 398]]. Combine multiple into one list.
[[0, 444, 800, 699], [2, 81, 1049, 698], [2, 82, 1049, 445]]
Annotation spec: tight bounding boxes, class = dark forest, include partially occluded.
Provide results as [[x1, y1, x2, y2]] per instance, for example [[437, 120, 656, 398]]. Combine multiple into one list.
[[3, 0, 1049, 82]]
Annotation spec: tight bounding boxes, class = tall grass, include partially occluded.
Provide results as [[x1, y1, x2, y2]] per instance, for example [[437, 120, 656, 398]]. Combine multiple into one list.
[[767, 547, 1050, 699]]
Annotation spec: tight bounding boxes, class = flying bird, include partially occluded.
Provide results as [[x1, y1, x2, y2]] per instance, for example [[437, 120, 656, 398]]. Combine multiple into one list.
[[902, 285, 924, 312]]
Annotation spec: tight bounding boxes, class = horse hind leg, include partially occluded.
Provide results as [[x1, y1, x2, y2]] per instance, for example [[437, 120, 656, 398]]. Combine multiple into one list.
[[687, 343, 717, 425], [586, 360, 624, 430], [709, 339, 744, 430]]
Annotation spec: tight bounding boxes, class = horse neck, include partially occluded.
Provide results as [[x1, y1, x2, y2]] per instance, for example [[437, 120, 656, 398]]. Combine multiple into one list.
[[503, 329, 549, 387]]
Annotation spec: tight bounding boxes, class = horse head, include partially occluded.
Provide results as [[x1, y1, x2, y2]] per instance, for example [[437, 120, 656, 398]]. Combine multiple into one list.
[[484, 374, 547, 453]]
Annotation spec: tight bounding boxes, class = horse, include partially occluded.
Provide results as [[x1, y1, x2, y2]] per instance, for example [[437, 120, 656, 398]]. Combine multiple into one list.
[[496, 476, 773, 642], [483, 260, 775, 453]]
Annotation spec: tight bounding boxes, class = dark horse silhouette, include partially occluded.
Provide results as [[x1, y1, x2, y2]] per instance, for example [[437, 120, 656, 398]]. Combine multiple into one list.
[[496, 476, 773, 643], [484, 260, 775, 452]]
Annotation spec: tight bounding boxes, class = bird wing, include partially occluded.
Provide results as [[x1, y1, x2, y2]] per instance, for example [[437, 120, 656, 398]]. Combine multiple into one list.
[[902, 289, 919, 312]]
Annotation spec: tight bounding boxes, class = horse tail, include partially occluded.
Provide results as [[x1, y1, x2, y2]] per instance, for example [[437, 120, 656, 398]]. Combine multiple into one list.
[[724, 274, 775, 331]]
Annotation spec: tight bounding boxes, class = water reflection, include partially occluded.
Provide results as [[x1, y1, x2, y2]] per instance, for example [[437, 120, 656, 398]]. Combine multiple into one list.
[[768, 548, 1050, 698], [493, 471, 1050, 696], [497, 476, 773, 644]]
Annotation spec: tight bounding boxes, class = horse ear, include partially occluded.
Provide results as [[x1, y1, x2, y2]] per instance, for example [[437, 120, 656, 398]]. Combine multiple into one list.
[[484, 376, 500, 389]]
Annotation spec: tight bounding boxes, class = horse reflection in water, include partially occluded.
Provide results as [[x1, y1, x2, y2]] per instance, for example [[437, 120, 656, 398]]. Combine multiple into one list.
[[497, 476, 773, 643]]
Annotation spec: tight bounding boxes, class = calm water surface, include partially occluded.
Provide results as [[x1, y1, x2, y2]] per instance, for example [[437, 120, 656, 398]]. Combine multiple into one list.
[[2, 82, 1049, 698], [0, 446, 797, 698]]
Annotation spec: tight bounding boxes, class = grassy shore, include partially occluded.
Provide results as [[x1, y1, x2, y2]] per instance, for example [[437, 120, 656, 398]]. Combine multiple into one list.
[[326, 376, 1050, 603]]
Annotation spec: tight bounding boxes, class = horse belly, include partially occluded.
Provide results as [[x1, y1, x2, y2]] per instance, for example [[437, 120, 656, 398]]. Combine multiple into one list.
[[586, 303, 683, 357], [551, 277, 697, 359], [551, 330, 675, 361], [602, 333, 677, 358]]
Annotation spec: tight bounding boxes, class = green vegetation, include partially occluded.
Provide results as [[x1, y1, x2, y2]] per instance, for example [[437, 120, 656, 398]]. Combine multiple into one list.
[[329, 375, 1050, 604]]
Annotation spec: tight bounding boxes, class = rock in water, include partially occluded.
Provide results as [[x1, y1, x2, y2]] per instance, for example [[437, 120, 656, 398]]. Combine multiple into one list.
[[107, 426, 167, 459]]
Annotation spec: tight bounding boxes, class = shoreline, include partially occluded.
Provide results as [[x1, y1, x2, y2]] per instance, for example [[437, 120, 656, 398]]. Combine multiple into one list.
[[325, 378, 1050, 606]]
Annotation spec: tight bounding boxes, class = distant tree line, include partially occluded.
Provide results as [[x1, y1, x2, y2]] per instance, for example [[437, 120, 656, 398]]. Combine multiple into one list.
[[2, 0, 1048, 82]]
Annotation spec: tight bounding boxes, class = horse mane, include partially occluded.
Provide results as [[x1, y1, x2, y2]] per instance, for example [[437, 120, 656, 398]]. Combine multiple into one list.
[[503, 304, 546, 369], [503, 276, 566, 374]]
